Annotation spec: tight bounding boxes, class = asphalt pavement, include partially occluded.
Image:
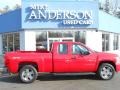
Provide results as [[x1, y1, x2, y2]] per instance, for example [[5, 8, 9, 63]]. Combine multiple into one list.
[[0, 73, 120, 90]]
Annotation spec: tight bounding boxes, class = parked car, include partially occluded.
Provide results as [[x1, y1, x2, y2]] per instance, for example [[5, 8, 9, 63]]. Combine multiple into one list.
[[4, 42, 120, 83]]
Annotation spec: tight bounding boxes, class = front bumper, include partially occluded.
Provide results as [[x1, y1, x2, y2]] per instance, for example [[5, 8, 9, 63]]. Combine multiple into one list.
[[116, 64, 120, 72]]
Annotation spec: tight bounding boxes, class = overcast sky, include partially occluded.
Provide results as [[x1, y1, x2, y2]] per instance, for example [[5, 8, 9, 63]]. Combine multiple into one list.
[[0, 0, 119, 9]]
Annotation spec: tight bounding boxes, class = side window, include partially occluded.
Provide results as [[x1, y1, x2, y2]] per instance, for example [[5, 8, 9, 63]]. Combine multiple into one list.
[[72, 44, 90, 55], [59, 44, 68, 54], [72, 44, 81, 54]]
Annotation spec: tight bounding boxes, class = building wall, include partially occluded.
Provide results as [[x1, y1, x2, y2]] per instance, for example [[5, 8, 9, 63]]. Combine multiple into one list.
[[99, 11, 120, 33], [109, 33, 114, 51], [119, 35, 120, 50], [0, 30, 119, 55], [20, 29, 104, 52], [20, 30, 36, 51], [86, 30, 102, 52], [107, 34, 120, 56], [0, 9, 21, 33], [19, 30, 119, 52], [0, 34, 3, 55]]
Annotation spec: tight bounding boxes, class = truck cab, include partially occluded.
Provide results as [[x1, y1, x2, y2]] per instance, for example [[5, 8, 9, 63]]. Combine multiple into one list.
[[52, 42, 97, 73]]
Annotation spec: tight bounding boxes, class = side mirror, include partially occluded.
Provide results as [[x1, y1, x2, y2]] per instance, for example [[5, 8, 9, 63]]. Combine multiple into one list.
[[81, 51, 90, 55]]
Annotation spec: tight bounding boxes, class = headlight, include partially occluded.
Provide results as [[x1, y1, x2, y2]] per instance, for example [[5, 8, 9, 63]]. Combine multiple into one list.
[[116, 56, 120, 64]]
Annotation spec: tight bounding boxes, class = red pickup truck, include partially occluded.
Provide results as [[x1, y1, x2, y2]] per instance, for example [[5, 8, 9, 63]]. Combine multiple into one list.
[[4, 42, 120, 83]]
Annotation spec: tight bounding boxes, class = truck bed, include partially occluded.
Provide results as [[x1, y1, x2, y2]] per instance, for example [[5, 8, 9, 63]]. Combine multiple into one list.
[[17, 50, 50, 53]]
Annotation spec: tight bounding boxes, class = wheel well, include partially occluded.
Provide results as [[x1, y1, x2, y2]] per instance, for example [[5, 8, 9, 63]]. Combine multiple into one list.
[[98, 61, 116, 71], [18, 62, 38, 72]]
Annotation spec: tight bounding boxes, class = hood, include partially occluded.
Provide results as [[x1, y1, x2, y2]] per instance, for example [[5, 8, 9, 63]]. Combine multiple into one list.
[[96, 52, 118, 61], [97, 52, 117, 57]]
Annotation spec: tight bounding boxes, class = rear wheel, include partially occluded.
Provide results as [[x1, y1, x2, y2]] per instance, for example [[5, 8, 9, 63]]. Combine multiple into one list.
[[97, 63, 115, 80], [19, 65, 38, 83]]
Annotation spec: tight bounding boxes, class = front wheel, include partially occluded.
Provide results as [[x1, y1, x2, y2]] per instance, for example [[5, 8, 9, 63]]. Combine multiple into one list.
[[19, 65, 38, 83], [97, 63, 115, 80]]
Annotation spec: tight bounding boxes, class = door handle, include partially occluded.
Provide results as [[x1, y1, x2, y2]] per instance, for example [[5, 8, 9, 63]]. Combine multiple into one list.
[[66, 60, 70, 62], [66, 59, 70, 63], [71, 56, 76, 59]]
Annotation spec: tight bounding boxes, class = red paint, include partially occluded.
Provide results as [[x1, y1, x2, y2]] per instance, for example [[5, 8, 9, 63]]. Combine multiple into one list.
[[4, 42, 120, 74]]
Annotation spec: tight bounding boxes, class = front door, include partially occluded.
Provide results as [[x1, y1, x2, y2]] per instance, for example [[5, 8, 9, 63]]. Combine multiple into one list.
[[53, 43, 71, 72], [68, 44, 97, 72]]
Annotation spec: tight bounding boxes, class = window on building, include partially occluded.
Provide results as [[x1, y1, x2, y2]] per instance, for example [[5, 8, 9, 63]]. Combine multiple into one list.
[[2, 33, 20, 54], [48, 31, 73, 38], [49, 31, 62, 38], [36, 32, 47, 50], [2, 34, 7, 53], [102, 33, 110, 51], [14, 33, 20, 51], [113, 34, 119, 50], [75, 31, 86, 44], [7, 34, 14, 51], [62, 31, 73, 37]]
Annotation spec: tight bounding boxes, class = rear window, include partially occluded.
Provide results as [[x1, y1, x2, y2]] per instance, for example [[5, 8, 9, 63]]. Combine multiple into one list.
[[58, 44, 68, 54]]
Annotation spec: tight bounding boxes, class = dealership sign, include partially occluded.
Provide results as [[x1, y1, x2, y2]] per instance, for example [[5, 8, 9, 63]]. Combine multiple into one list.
[[22, 1, 98, 28], [28, 4, 93, 25]]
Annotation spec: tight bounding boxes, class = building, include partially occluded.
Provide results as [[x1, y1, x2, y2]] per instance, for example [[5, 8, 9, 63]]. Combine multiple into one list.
[[0, 0, 120, 55]]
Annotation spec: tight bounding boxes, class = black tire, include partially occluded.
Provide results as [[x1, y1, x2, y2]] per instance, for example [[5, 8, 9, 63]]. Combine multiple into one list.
[[97, 63, 115, 80], [19, 65, 38, 83]]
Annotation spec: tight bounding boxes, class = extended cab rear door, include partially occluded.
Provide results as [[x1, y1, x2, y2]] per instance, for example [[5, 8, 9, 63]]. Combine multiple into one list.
[[53, 42, 71, 72]]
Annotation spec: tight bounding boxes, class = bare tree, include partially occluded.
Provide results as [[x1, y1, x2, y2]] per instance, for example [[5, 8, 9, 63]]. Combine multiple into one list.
[[0, 9, 3, 14], [104, 0, 110, 13], [4, 5, 10, 12], [114, 0, 118, 14], [99, 2, 104, 10], [0, 4, 21, 15], [115, 6, 120, 18], [1, 5, 10, 14], [13, 4, 21, 10]]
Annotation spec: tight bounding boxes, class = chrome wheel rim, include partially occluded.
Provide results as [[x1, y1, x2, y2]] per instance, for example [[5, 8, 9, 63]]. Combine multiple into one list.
[[21, 68, 34, 82], [100, 66, 113, 79]]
